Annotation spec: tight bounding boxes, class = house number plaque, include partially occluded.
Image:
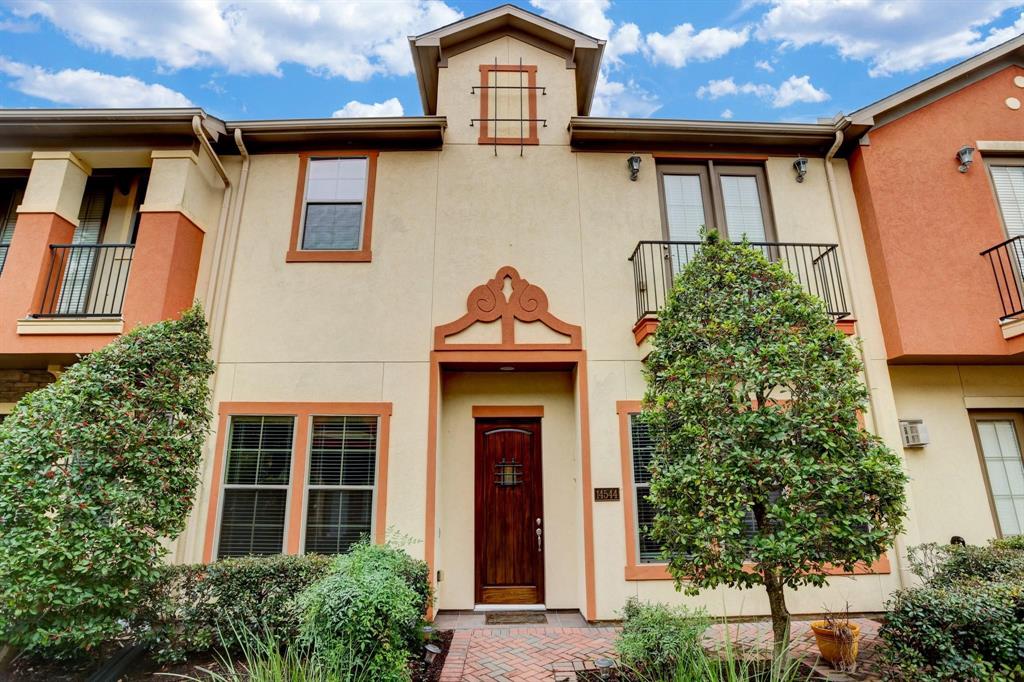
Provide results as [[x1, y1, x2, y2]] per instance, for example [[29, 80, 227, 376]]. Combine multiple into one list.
[[594, 487, 620, 501]]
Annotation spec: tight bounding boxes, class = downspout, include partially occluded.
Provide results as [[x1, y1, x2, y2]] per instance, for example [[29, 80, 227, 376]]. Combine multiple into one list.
[[208, 128, 250, 363], [823, 128, 914, 588], [192, 114, 233, 320]]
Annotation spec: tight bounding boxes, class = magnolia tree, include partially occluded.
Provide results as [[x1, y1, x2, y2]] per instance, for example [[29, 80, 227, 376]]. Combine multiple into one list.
[[643, 235, 908, 651], [0, 305, 213, 658]]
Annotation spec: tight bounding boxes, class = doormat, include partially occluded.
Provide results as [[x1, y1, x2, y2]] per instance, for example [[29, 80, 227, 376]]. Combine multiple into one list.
[[485, 611, 548, 625]]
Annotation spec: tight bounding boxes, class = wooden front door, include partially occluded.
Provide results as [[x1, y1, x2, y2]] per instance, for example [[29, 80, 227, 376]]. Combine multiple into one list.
[[475, 418, 545, 604]]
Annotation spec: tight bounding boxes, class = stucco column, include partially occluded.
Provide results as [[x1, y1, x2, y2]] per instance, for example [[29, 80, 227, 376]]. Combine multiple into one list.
[[0, 152, 89, 328], [121, 149, 224, 328], [121, 212, 204, 327]]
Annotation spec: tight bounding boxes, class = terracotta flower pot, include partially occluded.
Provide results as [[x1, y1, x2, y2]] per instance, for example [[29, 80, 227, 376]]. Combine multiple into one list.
[[810, 620, 860, 668]]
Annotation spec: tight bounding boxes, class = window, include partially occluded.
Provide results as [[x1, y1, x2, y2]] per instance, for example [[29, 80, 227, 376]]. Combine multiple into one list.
[[304, 415, 380, 554], [972, 413, 1024, 537], [658, 162, 775, 243], [217, 416, 294, 558], [55, 179, 112, 315], [990, 163, 1024, 241], [628, 414, 664, 563], [208, 403, 391, 563], [288, 154, 377, 262], [0, 180, 25, 274]]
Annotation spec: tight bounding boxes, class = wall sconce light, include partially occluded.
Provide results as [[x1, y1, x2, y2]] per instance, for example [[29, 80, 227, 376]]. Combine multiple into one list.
[[626, 154, 641, 181], [792, 156, 808, 183], [956, 145, 975, 173]]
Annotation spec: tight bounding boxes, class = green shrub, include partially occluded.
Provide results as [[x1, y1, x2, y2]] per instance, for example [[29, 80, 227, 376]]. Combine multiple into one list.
[[134, 554, 333, 663], [615, 598, 710, 679], [297, 542, 430, 681], [882, 581, 1024, 681], [0, 306, 213, 658], [882, 538, 1024, 680]]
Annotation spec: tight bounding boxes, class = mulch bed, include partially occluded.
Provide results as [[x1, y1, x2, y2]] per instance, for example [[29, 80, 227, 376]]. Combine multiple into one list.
[[4, 631, 455, 681]]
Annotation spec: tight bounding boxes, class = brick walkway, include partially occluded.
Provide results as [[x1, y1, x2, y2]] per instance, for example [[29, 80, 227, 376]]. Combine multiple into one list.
[[437, 615, 885, 681]]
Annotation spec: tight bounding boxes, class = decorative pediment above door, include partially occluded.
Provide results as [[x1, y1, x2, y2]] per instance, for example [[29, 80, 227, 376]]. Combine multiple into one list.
[[434, 266, 582, 351]]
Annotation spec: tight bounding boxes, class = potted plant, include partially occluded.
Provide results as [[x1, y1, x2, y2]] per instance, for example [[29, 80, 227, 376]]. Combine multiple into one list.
[[810, 604, 860, 672]]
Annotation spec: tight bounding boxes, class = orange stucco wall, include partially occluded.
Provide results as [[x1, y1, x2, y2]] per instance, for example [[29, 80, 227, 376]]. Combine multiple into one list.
[[849, 65, 1024, 361]]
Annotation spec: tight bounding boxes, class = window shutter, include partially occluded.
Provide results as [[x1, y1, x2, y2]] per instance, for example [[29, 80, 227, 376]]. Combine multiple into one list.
[[56, 180, 111, 315], [991, 165, 1024, 239], [304, 415, 378, 554], [217, 416, 294, 558]]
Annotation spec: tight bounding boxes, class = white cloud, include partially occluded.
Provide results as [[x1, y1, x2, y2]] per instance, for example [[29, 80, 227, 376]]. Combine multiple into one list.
[[759, 0, 1024, 77], [530, 0, 655, 117], [755, 59, 774, 72], [772, 74, 829, 107], [591, 73, 660, 117], [9, 0, 463, 81], [332, 97, 404, 118], [0, 57, 192, 107], [696, 77, 772, 99], [696, 74, 829, 108], [720, 108, 734, 119], [645, 23, 750, 68]]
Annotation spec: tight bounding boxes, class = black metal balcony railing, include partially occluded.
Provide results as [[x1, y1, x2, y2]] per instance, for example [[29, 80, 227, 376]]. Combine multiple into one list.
[[36, 243, 135, 318], [980, 235, 1024, 321], [629, 241, 851, 324], [0, 243, 8, 275]]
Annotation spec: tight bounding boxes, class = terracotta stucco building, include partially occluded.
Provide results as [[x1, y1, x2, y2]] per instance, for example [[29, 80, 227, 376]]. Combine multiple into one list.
[[0, 5, 1020, 621]]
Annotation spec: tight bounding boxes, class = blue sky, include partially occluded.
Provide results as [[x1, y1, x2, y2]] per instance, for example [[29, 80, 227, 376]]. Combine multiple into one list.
[[1, 1, 1023, 123]]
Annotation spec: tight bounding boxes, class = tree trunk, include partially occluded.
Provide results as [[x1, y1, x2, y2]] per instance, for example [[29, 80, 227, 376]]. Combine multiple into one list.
[[0, 643, 16, 673], [763, 569, 791, 658]]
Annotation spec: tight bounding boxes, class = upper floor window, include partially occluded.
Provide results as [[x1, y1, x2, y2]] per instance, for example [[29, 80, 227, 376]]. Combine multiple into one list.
[[288, 153, 377, 262], [990, 162, 1024, 242], [658, 162, 775, 243], [0, 178, 26, 274]]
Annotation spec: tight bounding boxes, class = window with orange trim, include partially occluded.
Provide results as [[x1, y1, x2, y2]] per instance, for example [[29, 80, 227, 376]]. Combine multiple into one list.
[[288, 152, 378, 262], [207, 403, 391, 562]]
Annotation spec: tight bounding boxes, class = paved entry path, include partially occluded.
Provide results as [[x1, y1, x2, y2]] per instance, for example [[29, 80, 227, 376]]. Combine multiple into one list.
[[436, 613, 885, 681]]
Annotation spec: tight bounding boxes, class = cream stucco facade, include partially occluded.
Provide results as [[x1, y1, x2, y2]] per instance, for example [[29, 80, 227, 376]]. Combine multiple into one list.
[[2, 4, 1020, 625]]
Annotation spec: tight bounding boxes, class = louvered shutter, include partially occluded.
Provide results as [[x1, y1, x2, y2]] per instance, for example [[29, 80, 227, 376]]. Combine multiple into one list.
[[56, 181, 110, 315], [217, 416, 295, 558], [0, 185, 23, 273], [304, 415, 378, 554]]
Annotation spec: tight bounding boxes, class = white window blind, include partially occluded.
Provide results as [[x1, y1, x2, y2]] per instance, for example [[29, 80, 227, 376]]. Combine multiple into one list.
[[662, 174, 707, 242], [302, 158, 368, 250], [304, 415, 378, 554], [56, 181, 109, 315], [977, 419, 1024, 536], [0, 185, 23, 273], [217, 416, 294, 558], [629, 414, 664, 563], [720, 175, 767, 242], [991, 165, 1024, 239]]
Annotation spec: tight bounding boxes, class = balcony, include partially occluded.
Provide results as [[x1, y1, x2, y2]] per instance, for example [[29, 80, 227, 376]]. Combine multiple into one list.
[[629, 241, 851, 332], [980, 235, 1024, 322], [34, 243, 135, 318]]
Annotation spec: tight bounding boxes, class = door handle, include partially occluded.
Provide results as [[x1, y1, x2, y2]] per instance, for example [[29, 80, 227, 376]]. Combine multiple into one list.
[[536, 518, 543, 552]]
